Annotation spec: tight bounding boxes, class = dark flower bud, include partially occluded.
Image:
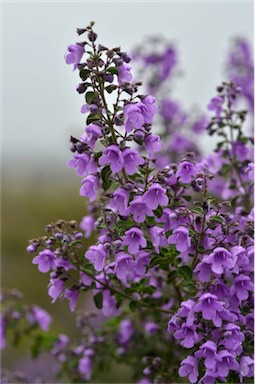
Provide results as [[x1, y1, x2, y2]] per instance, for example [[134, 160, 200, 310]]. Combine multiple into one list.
[[114, 114, 123, 126], [106, 49, 115, 58], [98, 44, 108, 52], [102, 126, 110, 135], [76, 28, 87, 35], [88, 31, 98, 42], [113, 57, 123, 66], [102, 73, 114, 83], [123, 53, 132, 63], [76, 83, 88, 94]]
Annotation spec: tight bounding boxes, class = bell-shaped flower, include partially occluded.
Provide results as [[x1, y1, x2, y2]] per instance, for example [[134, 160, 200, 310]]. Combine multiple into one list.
[[174, 323, 199, 348], [176, 161, 197, 184], [80, 175, 99, 202], [127, 196, 153, 223], [99, 144, 124, 172], [85, 244, 107, 271], [118, 64, 132, 85], [122, 148, 144, 175], [123, 103, 144, 132], [32, 249, 56, 273], [65, 44, 84, 70], [143, 183, 168, 210], [194, 293, 225, 327], [80, 123, 101, 149], [178, 356, 199, 384], [64, 288, 79, 312], [122, 227, 147, 254], [168, 226, 191, 252], [207, 247, 236, 275], [110, 187, 129, 216], [139, 96, 158, 124], [144, 134, 162, 157], [68, 153, 97, 177], [230, 274, 253, 301], [149, 226, 167, 254], [114, 252, 135, 283]]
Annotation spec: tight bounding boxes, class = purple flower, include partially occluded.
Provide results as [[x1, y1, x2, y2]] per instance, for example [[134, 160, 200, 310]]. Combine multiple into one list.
[[230, 274, 253, 301], [110, 187, 129, 216], [176, 161, 197, 184], [32, 249, 56, 273], [168, 226, 191, 252], [127, 196, 153, 223], [102, 289, 119, 317], [65, 288, 79, 312], [80, 215, 95, 238], [245, 162, 254, 181], [194, 293, 224, 326], [65, 44, 84, 70], [143, 183, 168, 210], [32, 306, 52, 331], [144, 134, 162, 157], [0, 315, 6, 350], [149, 226, 167, 254], [114, 252, 135, 283], [78, 349, 94, 380], [122, 227, 147, 254], [195, 340, 218, 370], [118, 64, 132, 85], [139, 96, 158, 124], [48, 277, 65, 303], [194, 258, 212, 282], [178, 356, 198, 384], [99, 144, 124, 172], [85, 244, 107, 271], [122, 148, 144, 175], [79, 175, 99, 202], [222, 323, 244, 352], [207, 96, 224, 117], [207, 247, 236, 275], [123, 103, 144, 132], [215, 350, 239, 377], [239, 355, 254, 382], [192, 115, 208, 134], [174, 323, 199, 348], [145, 321, 159, 336], [68, 153, 97, 177], [135, 251, 150, 276], [231, 140, 249, 161], [118, 320, 134, 345], [80, 123, 101, 148]]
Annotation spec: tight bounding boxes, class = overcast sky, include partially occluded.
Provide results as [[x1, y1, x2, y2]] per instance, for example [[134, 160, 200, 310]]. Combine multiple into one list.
[[2, 1, 253, 176]]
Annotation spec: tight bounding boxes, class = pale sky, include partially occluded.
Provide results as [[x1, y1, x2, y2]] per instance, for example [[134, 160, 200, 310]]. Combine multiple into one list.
[[2, 1, 254, 177]]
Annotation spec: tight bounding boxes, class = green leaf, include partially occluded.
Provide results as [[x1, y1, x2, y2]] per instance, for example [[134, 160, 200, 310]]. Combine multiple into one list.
[[153, 206, 163, 218], [101, 165, 112, 191], [79, 69, 90, 81], [106, 66, 119, 75], [209, 215, 223, 224], [82, 263, 94, 275], [182, 195, 192, 202], [93, 292, 103, 309], [167, 270, 177, 283], [221, 164, 232, 177], [192, 207, 203, 215], [129, 301, 138, 313], [86, 113, 101, 125], [105, 85, 118, 94], [177, 265, 193, 281], [85, 91, 97, 104], [149, 256, 162, 268]]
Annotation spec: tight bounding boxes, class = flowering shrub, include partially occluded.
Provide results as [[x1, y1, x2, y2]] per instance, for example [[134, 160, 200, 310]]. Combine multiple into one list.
[[1, 22, 254, 383]]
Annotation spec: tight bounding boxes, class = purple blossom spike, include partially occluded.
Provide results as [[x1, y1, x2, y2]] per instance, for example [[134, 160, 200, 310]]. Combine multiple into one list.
[[85, 244, 107, 271], [207, 96, 224, 117], [178, 356, 198, 384], [99, 144, 124, 172], [79, 175, 99, 202], [168, 226, 191, 252], [144, 183, 168, 210], [65, 44, 84, 70], [32, 249, 56, 273], [122, 148, 144, 175], [122, 227, 147, 254], [48, 277, 65, 303]]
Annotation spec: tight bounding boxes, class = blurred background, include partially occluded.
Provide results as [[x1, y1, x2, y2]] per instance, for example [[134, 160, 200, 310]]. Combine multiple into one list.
[[2, 0, 253, 380]]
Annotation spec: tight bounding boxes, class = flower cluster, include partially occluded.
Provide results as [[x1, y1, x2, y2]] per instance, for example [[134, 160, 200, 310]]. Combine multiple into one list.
[[10, 22, 253, 383]]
